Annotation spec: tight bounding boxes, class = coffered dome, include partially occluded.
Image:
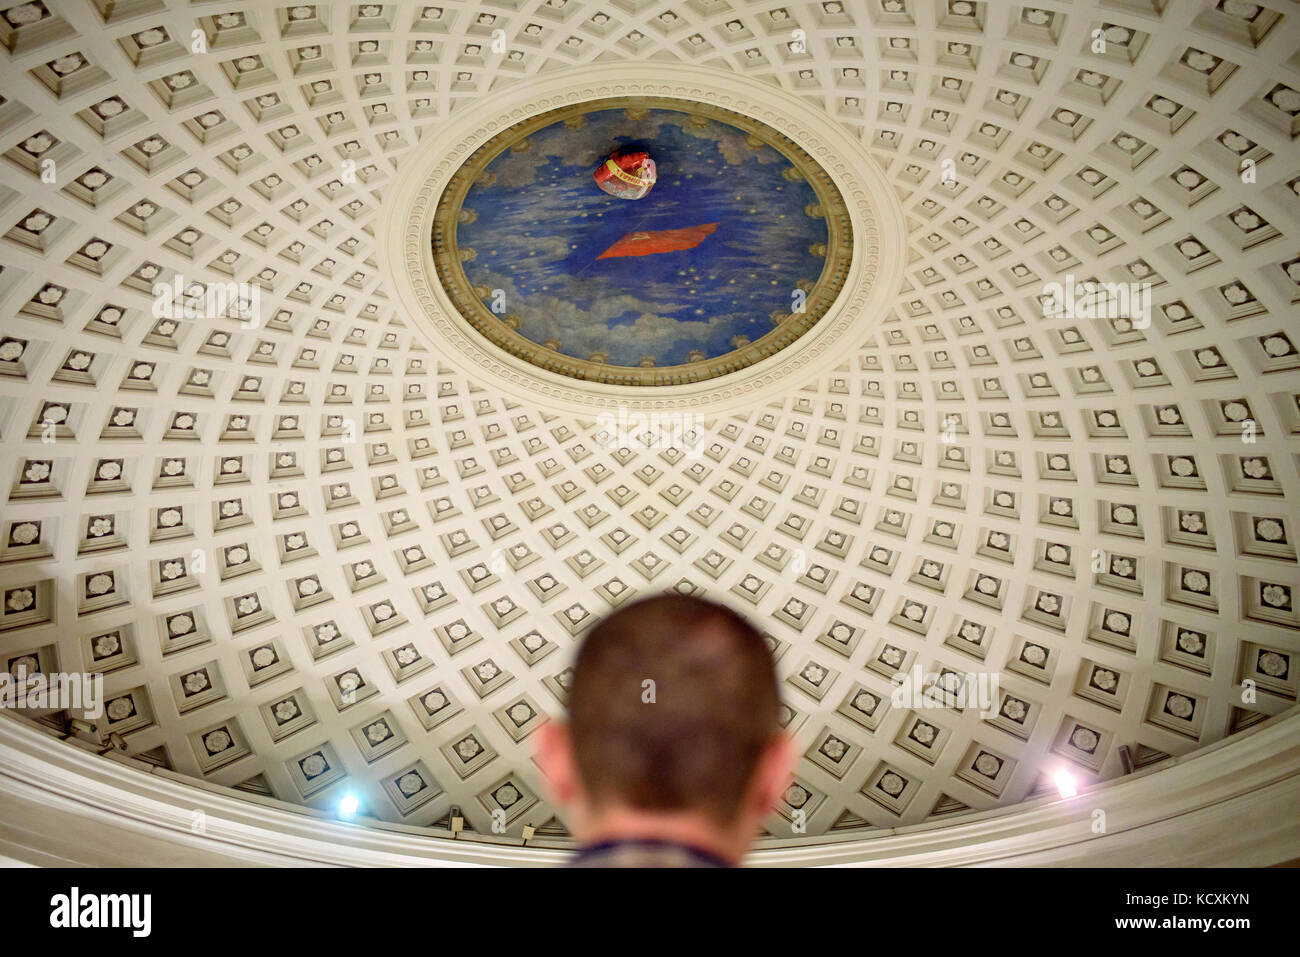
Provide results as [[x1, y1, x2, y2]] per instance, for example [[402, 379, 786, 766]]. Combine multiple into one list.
[[0, 0, 1297, 859]]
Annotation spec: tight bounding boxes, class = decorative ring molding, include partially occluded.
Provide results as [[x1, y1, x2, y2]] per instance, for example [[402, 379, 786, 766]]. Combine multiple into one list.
[[380, 62, 907, 417], [430, 96, 855, 387], [3, 709, 1298, 867]]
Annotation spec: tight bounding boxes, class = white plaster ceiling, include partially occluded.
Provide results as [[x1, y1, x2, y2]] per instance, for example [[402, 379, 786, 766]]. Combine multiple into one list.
[[0, 0, 1297, 846]]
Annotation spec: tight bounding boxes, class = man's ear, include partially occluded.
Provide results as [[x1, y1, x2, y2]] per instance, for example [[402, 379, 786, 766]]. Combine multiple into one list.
[[750, 732, 797, 818], [534, 719, 582, 809]]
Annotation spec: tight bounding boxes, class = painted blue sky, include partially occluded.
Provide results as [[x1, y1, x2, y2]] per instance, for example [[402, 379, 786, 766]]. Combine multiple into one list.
[[454, 107, 829, 367]]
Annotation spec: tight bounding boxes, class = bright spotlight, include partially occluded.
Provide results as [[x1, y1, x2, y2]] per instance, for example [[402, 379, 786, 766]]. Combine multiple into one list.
[[338, 794, 360, 819], [1053, 769, 1078, 798]]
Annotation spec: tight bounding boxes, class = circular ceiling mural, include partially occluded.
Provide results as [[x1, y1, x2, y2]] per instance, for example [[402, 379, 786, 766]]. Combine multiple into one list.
[[431, 98, 853, 387]]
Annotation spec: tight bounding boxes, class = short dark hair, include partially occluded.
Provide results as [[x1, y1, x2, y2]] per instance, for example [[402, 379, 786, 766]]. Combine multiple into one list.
[[567, 594, 782, 823]]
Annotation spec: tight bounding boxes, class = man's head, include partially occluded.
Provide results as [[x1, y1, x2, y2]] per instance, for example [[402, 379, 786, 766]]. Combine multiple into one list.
[[535, 594, 793, 863]]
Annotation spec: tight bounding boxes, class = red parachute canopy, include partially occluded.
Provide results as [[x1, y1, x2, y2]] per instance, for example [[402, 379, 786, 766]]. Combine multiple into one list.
[[596, 223, 720, 260], [593, 150, 657, 200]]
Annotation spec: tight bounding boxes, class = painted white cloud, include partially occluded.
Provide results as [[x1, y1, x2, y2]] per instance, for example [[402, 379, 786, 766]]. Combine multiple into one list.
[[479, 273, 748, 364]]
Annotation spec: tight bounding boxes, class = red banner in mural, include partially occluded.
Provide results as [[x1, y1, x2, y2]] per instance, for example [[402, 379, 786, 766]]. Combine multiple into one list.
[[596, 222, 720, 260]]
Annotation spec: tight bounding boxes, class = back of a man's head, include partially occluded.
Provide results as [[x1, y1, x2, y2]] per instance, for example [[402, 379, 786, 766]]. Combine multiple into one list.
[[566, 594, 782, 824]]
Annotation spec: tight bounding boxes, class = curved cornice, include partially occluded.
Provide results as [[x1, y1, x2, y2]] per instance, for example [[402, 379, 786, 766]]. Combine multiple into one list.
[[3, 709, 1298, 867]]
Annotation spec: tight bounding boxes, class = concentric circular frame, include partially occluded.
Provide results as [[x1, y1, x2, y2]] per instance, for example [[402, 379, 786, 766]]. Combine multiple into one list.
[[430, 95, 854, 387], [382, 62, 908, 416]]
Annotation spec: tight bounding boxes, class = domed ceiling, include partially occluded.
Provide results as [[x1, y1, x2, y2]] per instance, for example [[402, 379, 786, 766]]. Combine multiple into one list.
[[0, 0, 1298, 848]]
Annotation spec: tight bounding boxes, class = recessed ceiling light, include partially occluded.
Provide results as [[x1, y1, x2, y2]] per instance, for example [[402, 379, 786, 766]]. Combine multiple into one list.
[[1053, 770, 1078, 799]]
